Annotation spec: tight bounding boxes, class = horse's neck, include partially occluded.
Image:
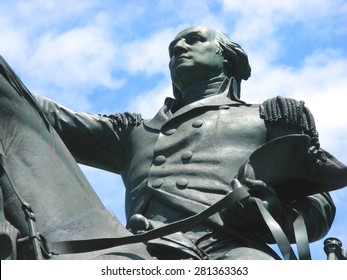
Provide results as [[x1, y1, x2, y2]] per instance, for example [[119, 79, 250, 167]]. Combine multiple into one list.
[[0, 60, 128, 247]]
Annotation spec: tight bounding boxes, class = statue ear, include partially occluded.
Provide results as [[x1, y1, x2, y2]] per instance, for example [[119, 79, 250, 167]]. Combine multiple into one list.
[[223, 59, 234, 77], [223, 60, 235, 78]]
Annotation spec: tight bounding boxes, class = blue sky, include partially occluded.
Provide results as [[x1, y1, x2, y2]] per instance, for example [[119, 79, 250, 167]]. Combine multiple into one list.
[[0, 0, 346, 260]]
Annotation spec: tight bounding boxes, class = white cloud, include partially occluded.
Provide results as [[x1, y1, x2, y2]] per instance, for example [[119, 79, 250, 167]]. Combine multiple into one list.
[[27, 26, 119, 88], [157, 0, 227, 28], [0, 12, 30, 64], [221, 0, 347, 63], [15, 24, 126, 111], [220, 0, 346, 21], [121, 28, 176, 76], [126, 79, 173, 119], [10, 0, 97, 27]]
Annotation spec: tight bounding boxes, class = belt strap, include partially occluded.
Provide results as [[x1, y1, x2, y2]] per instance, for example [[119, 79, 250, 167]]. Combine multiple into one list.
[[254, 198, 297, 260], [291, 208, 311, 259], [10, 176, 308, 260], [0, 155, 45, 259], [44, 181, 250, 255]]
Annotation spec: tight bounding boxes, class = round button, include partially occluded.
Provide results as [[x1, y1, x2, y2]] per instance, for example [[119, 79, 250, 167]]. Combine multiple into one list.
[[181, 151, 193, 161], [192, 119, 203, 128], [163, 128, 176, 135], [176, 178, 188, 189], [154, 155, 166, 165], [151, 179, 163, 188]]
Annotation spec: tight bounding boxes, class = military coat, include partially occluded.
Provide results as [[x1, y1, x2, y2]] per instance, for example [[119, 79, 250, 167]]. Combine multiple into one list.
[[36, 91, 335, 242]]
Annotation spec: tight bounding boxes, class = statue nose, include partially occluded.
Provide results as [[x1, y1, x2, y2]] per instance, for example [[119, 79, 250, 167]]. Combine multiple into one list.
[[175, 38, 187, 47], [172, 39, 188, 56]]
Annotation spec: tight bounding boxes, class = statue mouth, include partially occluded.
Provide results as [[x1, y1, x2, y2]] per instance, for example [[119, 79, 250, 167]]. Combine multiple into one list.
[[173, 55, 191, 64]]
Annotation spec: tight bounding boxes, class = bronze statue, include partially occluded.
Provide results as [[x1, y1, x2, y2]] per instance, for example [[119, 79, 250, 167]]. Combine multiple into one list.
[[0, 26, 346, 260]]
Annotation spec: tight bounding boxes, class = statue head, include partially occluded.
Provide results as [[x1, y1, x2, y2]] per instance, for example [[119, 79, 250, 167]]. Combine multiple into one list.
[[169, 26, 251, 101]]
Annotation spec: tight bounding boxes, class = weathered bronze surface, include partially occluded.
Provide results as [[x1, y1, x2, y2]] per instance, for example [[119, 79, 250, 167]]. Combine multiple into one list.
[[0, 26, 346, 260]]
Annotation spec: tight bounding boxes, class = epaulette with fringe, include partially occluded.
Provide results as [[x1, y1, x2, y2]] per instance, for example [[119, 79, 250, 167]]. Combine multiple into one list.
[[101, 112, 143, 127], [260, 96, 319, 147]]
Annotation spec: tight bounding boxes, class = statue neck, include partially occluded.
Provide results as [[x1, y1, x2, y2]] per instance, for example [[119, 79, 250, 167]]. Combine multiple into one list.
[[181, 77, 230, 105]]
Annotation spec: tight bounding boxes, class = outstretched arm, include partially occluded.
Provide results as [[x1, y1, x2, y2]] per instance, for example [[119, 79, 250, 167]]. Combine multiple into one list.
[[35, 95, 142, 173]]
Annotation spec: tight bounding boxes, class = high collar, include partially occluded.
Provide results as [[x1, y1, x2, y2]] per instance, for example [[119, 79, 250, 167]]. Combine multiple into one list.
[[144, 77, 245, 131], [181, 76, 229, 106]]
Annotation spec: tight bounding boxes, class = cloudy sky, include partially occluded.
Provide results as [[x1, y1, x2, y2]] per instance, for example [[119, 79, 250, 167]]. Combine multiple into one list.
[[1, 0, 346, 260]]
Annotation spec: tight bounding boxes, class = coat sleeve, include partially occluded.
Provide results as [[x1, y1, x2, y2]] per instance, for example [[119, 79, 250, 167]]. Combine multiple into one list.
[[260, 96, 336, 242], [288, 192, 335, 242], [35, 95, 142, 173]]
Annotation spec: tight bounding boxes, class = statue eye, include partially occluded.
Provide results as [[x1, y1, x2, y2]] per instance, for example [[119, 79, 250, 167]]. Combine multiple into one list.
[[187, 35, 203, 44]]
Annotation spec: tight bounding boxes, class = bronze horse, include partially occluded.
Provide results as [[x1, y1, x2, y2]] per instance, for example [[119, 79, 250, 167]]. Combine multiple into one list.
[[0, 56, 153, 260]]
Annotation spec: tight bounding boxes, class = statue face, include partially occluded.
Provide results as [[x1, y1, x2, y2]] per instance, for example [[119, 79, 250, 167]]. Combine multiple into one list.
[[169, 26, 225, 91]]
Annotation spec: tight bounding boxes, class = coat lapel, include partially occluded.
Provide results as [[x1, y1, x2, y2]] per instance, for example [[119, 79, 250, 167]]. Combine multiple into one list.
[[143, 97, 172, 131], [144, 93, 244, 131]]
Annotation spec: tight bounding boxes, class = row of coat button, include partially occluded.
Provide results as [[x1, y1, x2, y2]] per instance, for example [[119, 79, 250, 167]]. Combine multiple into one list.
[[151, 178, 189, 189], [154, 150, 193, 166], [161, 119, 204, 136], [150, 119, 205, 189]]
